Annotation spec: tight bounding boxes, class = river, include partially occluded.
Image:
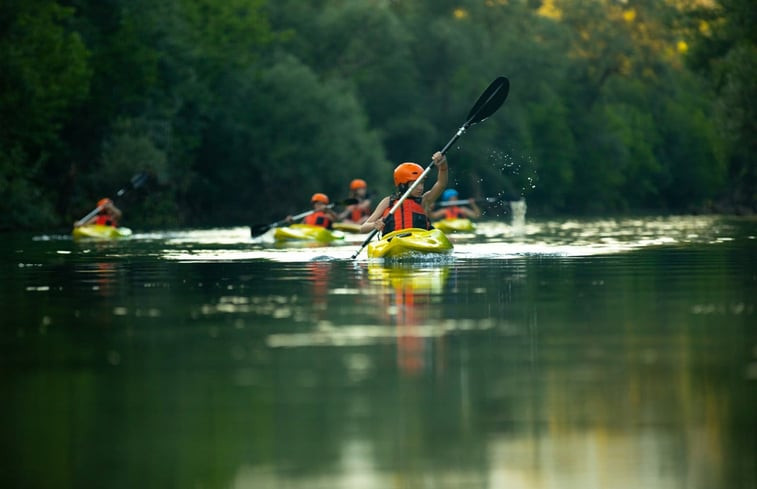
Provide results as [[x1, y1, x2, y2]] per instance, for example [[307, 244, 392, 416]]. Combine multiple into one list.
[[1, 215, 755, 489]]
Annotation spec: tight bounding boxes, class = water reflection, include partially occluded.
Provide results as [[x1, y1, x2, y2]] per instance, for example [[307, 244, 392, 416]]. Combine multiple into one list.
[[1, 217, 754, 489], [367, 263, 449, 376]]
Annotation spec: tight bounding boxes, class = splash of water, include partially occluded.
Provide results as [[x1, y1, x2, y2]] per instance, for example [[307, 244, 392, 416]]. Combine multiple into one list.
[[510, 199, 527, 235]]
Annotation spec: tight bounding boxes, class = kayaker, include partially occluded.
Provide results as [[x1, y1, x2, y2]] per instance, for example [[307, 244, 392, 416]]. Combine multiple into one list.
[[75, 198, 122, 227], [299, 193, 337, 229], [338, 178, 372, 224], [430, 189, 481, 220], [360, 151, 448, 236]]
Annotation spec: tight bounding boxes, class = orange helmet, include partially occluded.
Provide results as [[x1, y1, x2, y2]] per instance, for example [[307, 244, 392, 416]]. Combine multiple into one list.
[[97, 198, 112, 208], [311, 193, 329, 204], [393, 162, 424, 185], [350, 178, 367, 190]]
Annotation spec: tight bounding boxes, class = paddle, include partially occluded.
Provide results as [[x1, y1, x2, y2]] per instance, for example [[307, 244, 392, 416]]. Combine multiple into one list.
[[250, 198, 358, 237], [74, 172, 149, 227], [435, 197, 499, 208], [351, 76, 510, 259]]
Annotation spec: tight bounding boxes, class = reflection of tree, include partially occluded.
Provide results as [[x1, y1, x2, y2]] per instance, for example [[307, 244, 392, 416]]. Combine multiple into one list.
[[474, 251, 757, 488]]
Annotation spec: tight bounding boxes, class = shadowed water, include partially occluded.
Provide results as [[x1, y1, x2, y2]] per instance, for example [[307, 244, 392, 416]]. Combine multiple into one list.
[[1, 216, 755, 489]]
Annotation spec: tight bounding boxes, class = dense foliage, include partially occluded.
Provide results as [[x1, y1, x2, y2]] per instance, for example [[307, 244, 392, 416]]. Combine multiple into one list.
[[0, 0, 754, 230]]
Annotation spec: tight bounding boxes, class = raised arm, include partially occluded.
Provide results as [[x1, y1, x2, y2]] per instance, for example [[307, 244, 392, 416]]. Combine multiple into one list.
[[422, 151, 448, 212]]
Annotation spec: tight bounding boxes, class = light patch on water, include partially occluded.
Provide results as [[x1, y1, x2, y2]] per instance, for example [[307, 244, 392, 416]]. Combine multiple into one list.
[[691, 303, 753, 315], [197, 295, 306, 321], [266, 319, 497, 348], [25, 285, 50, 292], [329, 287, 362, 295], [136, 226, 254, 244], [344, 353, 373, 383], [162, 246, 358, 263], [86, 215, 743, 263], [135, 308, 161, 317]]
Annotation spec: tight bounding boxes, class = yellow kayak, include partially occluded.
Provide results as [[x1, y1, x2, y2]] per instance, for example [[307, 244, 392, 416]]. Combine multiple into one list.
[[73, 224, 132, 240], [273, 224, 345, 243], [332, 221, 363, 233], [433, 218, 475, 233], [367, 228, 453, 259]]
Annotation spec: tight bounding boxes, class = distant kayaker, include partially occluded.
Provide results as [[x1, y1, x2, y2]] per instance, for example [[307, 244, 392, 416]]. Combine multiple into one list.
[[75, 198, 122, 227], [291, 193, 337, 229], [338, 178, 372, 224], [360, 151, 448, 236], [430, 189, 481, 220]]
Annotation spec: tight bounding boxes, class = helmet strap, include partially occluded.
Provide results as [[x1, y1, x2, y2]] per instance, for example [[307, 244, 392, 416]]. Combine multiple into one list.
[[395, 183, 410, 197]]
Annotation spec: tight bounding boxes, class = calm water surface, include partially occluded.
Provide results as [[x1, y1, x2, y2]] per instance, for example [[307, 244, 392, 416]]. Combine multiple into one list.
[[1, 216, 755, 489]]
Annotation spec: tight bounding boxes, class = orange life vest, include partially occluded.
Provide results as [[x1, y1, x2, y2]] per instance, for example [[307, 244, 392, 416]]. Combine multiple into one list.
[[303, 211, 333, 229], [443, 206, 463, 219], [347, 200, 370, 222], [94, 213, 117, 227], [382, 197, 431, 234]]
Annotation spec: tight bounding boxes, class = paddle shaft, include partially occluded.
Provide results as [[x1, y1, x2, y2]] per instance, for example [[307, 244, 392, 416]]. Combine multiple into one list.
[[287, 203, 338, 223], [436, 197, 499, 208], [437, 199, 473, 207], [75, 204, 108, 227]]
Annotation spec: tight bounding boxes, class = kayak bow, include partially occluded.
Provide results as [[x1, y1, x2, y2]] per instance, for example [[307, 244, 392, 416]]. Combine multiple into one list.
[[367, 228, 453, 259], [433, 218, 475, 233], [273, 224, 345, 243]]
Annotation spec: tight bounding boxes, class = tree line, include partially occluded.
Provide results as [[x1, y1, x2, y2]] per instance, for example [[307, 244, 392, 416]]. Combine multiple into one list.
[[1, 0, 754, 230]]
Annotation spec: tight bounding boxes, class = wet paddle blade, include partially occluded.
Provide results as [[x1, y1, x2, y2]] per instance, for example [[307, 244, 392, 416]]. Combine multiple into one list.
[[250, 224, 273, 237], [116, 172, 150, 197], [466, 76, 509, 126]]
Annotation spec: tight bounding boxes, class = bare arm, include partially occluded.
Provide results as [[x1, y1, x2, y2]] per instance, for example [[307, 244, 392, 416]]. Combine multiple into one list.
[[461, 201, 481, 218], [106, 202, 123, 220], [429, 207, 447, 220], [422, 152, 448, 213], [359, 196, 390, 233]]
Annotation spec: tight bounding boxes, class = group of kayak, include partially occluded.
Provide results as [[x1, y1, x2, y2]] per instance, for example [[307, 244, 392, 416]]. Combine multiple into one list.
[[267, 153, 483, 258], [73, 153, 484, 259]]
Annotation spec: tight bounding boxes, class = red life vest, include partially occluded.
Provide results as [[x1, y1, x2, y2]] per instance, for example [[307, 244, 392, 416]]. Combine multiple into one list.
[[347, 201, 369, 222], [94, 213, 117, 227], [443, 206, 463, 219], [382, 197, 431, 234], [303, 211, 333, 229]]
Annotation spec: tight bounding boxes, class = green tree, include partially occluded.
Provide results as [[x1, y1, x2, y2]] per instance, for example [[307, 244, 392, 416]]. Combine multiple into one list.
[[685, 0, 756, 212], [0, 0, 89, 229], [189, 56, 389, 225]]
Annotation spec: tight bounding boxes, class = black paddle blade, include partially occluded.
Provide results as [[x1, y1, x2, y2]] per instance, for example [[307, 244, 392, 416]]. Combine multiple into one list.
[[250, 224, 272, 237], [130, 172, 149, 188], [115, 172, 150, 197], [466, 76, 509, 126]]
